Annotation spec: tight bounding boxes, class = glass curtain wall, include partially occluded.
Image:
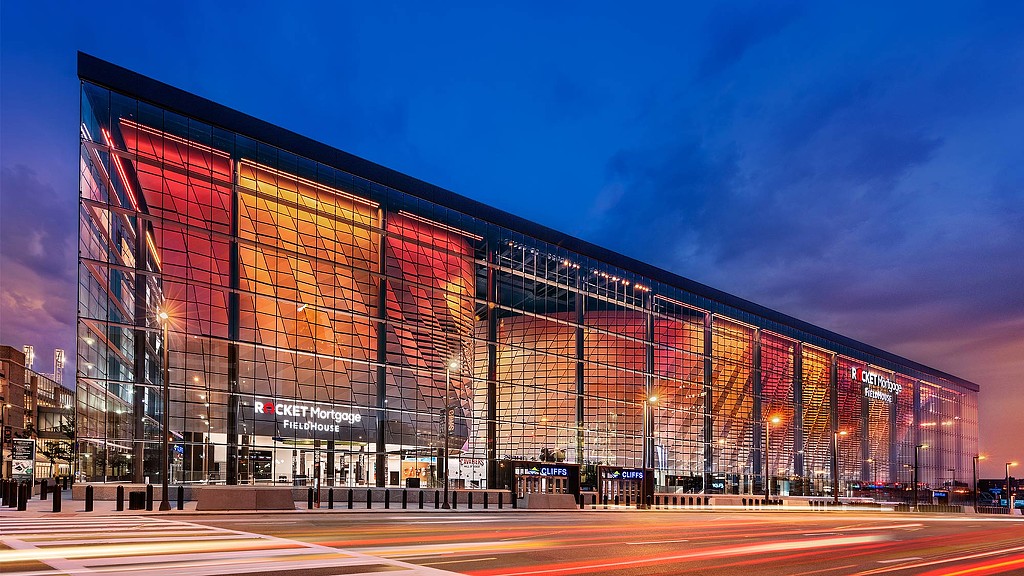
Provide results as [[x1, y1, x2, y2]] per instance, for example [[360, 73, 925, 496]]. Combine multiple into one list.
[[76, 79, 979, 499]]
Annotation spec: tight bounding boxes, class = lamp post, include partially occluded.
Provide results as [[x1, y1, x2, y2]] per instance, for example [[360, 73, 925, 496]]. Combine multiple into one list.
[[158, 310, 171, 511], [1006, 462, 1018, 514], [832, 430, 848, 505], [642, 395, 658, 509], [441, 360, 459, 509], [0, 399, 10, 480], [765, 416, 780, 500], [913, 444, 927, 511], [972, 454, 985, 511]]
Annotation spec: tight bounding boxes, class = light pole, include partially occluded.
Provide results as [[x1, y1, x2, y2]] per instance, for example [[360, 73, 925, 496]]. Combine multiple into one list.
[[832, 430, 847, 505], [765, 416, 780, 500], [913, 444, 927, 511], [1006, 462, 1018, 514], [158, 310, 171, 511], [642, 395, 658, 509], [441, 359, 459, 510], [972, 454, 985, 510], [0, 399, 10, 479]]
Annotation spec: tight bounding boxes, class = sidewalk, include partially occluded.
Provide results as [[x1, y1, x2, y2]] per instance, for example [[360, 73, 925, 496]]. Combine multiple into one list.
[[0, 489, 528, 518]]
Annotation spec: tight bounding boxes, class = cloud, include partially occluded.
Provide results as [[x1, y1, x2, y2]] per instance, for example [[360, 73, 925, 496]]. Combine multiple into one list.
[[0, 165, 78, 378], [697, 0, 804, 79]]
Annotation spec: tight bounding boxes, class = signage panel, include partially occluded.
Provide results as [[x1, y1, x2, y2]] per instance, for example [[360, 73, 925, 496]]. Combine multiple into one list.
[[249, 398, 371, 440], [11, 438, 35, 483]]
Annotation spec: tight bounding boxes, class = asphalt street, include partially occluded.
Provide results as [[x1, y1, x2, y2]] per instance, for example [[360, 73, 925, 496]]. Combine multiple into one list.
[[2, 509, 1023, 575]]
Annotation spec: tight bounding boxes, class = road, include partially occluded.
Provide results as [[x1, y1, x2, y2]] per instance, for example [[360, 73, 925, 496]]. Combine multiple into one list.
[[2, 510, 1023, 575]]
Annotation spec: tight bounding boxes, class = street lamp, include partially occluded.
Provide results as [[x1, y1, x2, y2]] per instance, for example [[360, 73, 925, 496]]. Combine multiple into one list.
[[913, 444, 928, 511], [832, 430, 848, 505], [1006, 462, 1018, 514], [642, 395, 658, 509], [441, 359, 459, 510], [0, 399, 10, 480], [765, 416, 781, 500], [972, 454, 985, 511], [158, 310, 171, 511]]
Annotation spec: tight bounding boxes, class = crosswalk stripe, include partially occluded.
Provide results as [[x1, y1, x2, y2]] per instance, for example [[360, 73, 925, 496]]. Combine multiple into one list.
[[0, 515, 456, 575]]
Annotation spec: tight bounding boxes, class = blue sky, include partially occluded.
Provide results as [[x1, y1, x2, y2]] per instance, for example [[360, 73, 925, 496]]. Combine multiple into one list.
[[1, 1, 1021, 475]]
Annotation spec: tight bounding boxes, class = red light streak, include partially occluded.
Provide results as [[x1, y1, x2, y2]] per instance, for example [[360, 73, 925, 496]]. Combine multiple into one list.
[[101, 127, 140, 211]]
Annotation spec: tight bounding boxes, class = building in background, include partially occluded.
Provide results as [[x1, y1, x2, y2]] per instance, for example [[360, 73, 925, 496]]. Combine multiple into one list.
[[76, 53, 979, 502], [0, 345, 75, 479]]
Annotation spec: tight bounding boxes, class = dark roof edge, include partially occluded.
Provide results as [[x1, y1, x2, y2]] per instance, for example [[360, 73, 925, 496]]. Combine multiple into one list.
[[77, 52, 979, 393]]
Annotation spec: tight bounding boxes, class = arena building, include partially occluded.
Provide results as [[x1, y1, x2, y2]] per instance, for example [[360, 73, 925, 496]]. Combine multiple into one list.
[[76, 53, 979, 503]]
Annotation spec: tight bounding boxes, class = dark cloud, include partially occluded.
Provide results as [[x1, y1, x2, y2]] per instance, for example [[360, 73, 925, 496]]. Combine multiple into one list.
[[697, 0, 804, 79]]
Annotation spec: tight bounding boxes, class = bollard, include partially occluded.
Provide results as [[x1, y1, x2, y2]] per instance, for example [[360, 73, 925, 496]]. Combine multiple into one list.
[[52, 486, 62, 513], [419, 490, 424, 509], [146, 484, 154, 511], [116, 485, 125, 511], [384, 489, 390, 509], [498, 491, 503, 509], [467, 492, 473, 509], [63, 476, 70, 490], [614, 494, 619, 506], [177, 485, 184, 511], [328, 488, 334, 510], [85, 485, 94, 512], [348, 488, 354, 509], [1, 479, 6, 506], [18, 482, 28, 511], [401, 489, 407, 509], [453, 491, 458, 509], [308, 487, 314, 509], [367, 489, 372, 509], [40, 479, 48, 501], [484, 492, 489, 509], [434, 490, 440, 509]]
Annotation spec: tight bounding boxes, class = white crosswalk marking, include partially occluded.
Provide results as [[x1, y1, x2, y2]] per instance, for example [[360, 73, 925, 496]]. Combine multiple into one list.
[[0, 516, 455, 575]]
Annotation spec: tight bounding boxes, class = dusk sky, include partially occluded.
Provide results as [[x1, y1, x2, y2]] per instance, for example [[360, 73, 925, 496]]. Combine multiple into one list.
[[1, 1, 1021, 476]]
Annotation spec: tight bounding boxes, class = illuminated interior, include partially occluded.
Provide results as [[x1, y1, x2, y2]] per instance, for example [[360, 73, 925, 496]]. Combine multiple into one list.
[[76, 77, 979, 500]]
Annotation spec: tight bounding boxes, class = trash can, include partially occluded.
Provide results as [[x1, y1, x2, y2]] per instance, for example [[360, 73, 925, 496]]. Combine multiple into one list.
[[128, 491, 146, 510]]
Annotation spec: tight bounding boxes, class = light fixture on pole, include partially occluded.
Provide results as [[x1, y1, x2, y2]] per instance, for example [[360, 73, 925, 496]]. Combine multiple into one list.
[[832, 430, 848, 505], [158, 310, 172, 511], [642, 395, 658, 509], [913, 444, 927, 511], [1006, 462, 1018, 514], [765, 415, 781, 501], [972, 454, 985, 511], [0, 399, 10, 480], [441, 359, 459, 510]]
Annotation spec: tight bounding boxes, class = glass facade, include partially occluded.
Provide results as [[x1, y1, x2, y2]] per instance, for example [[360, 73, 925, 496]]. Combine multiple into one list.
[[76, 56, 979, 502]]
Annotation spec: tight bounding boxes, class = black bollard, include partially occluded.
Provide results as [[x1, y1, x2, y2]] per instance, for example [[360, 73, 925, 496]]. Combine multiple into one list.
[[116, 485, 125, 511], [1, 479, 6, 506], [177, 485, 184, 510], [452, 491, 458, 509], [484, 492, 489, 509], [307, 487, 314, 509], [328, 488, 334, 510], [467, 492, 473, 509], [366, 489, 372, 509], [41, 479, 49, 501], [18, 482, 28, 511], [348, 488, 353, 509], [52, 486, 62, 513], [384, 489, 390, 509], [63, 476, 70, 490], [498, 491, 503, 509], [419, 490, 424, 509], [434, 490, 440, 509], [146, 484, 154, 511], [401, 489, 407, 509], [85, 485, 94, 512]]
